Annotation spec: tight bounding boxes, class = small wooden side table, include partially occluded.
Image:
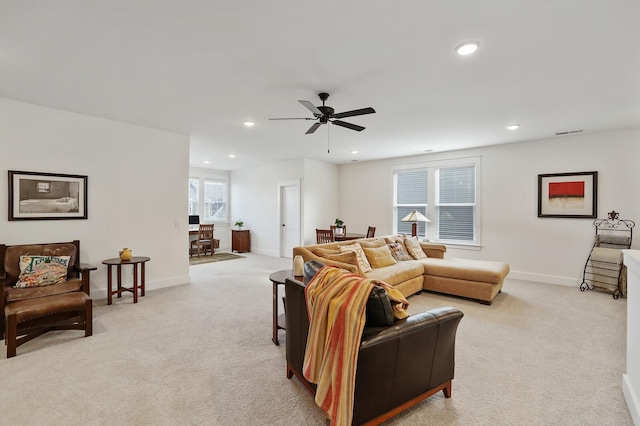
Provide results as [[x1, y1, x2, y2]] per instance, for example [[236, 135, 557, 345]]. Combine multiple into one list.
[[102, 256, 151, 305], [269, 269, 296, 346]]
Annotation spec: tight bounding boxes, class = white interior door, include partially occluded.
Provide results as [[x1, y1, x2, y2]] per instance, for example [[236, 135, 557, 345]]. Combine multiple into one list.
[[280, 182, 300, 258]]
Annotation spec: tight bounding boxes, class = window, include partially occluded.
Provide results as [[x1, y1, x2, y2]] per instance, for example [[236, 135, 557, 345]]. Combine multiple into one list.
[[188, 178, 199, 216], [203, 179, 227, 223], [188, 176, 229, 224], [393, 157, 480, 245]]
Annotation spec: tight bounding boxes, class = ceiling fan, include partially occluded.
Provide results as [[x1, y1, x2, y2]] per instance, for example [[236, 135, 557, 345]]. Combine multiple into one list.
[[269, 92, 375, 134]]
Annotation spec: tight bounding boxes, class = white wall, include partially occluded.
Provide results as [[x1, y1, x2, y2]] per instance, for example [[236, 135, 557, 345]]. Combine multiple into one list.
[[340, 128, 640, 286], [0, 98, 191, 299], [231, 158, 340, 256], [303, 159, 340, 245], [188, 166, 231, 250], [231, 159, 305, 256]]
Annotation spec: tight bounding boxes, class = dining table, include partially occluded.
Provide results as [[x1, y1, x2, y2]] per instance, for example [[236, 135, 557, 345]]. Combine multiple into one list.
[[334, 232, 366, 241]]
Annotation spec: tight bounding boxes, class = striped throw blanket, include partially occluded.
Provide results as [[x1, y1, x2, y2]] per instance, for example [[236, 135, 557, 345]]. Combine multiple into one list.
[[302, 266, 409, 425]]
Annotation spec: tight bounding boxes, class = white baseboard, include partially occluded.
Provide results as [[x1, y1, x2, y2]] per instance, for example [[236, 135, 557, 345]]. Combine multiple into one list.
[[507, 270, 580, 287], [251, 247, 281, 257], [623, 374, 640, 425], [90, 274, 190, 301]]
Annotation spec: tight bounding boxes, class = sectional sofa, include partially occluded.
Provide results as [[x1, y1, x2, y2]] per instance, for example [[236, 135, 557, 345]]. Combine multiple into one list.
[[293, 234, 510, 305]]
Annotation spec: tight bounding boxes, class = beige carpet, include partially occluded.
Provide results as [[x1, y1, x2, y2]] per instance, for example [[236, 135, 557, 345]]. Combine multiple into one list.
[[188, 251, 245, 265], [0, 253, 633, 425]]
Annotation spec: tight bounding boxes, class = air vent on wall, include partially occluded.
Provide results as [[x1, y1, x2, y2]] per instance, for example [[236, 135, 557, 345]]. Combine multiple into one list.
[[555, 129, 583, 136]]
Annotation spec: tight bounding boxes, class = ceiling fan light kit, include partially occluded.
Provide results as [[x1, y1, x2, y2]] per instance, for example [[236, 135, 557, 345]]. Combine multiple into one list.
[[269, 92, 376, 134]]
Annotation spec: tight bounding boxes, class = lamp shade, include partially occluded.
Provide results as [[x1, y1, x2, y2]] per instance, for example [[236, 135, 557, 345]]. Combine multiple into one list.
[[401, 210, 430, 223]]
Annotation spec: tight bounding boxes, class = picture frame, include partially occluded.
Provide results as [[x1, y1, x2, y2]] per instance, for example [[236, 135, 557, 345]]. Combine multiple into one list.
[[538, 171, 597, 218], [8, 170, 88, 220]]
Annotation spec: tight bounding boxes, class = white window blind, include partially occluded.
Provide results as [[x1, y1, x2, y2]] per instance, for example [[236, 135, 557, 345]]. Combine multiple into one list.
[[437, 166, 475, 241], [394, 169, 428, 237]]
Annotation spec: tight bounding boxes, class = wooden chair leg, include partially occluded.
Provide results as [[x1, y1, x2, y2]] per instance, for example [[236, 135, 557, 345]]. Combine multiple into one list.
[[6, 312, 17, 358], [84, 299, 93, 337]]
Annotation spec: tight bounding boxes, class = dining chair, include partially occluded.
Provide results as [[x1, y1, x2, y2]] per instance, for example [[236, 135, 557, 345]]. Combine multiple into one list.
[[366, 226, 376, 238], [316, 229, 335, 244], [191, 224, 215, 256]]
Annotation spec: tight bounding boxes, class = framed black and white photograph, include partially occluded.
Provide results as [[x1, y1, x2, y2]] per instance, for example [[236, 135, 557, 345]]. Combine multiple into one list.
[[538, 171, 597, 218], [8, 170, 88, 220]]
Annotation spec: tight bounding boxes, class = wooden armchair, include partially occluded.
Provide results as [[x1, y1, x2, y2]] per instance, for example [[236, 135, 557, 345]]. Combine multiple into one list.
[[1, 240, 95, 357], [190, 224, 217, 256], [316, 229, 335, 244]]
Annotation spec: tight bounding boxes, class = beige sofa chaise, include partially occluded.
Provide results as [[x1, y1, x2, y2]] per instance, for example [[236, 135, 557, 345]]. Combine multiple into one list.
[[293, 235, 510, 305]]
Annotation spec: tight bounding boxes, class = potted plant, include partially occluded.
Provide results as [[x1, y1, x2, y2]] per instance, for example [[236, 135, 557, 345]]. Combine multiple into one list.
[[334, 218, 344, 235], [234, 220, 244, 230]]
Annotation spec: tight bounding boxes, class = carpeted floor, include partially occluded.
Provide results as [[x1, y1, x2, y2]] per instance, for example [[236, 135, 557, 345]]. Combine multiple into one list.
[[0, 253, 633, 425], [188, 251, 245, 265]]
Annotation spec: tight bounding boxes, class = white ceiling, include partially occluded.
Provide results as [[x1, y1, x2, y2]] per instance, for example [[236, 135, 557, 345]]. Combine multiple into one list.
[[1, 1, 639, 170]]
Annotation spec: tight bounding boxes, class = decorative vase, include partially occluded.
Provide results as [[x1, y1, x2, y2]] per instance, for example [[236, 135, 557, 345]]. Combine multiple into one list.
[[119, 248, 132, 261], [293, 255, 304, 277]]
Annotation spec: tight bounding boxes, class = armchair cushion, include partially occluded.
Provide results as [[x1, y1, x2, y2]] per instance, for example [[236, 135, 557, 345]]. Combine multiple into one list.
[[15, 255, 71, 288]]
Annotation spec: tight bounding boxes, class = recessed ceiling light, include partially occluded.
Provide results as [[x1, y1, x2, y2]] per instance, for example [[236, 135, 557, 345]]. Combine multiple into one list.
[[203, 160, 210, 164], [243, 121, 255, 127], [506, 124, 520, 130], [228, 154, 236, 158], [455, 41, 480, 56], [351, 150, 358, 154]]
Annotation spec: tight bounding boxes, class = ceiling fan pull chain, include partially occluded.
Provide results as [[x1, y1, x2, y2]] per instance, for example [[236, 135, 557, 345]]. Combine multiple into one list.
[[327, 123, 330, 153]]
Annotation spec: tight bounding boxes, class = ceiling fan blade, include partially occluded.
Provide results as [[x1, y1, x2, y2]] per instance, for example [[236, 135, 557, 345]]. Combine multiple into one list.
[[305, 122, 322, 134], [299, 100, 323, 116], [333, 107, 376, 119], [269, 117, 314, 120], [332, 120, 365, 132]]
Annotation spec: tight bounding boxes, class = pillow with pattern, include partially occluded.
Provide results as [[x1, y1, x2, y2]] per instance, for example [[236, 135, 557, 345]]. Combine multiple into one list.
[[338, 242, 372, 273], [15, 255, 71, 288], [387, 243, 412, 261], [403, 236, 427, 260]]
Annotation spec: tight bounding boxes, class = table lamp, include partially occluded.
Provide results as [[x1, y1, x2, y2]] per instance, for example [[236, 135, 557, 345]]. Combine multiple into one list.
[[401, 210, 430, 237]]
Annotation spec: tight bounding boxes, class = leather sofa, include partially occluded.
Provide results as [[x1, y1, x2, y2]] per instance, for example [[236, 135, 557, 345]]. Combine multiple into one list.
[[293, 235, 510, 305], [285, 265, 464, 425]]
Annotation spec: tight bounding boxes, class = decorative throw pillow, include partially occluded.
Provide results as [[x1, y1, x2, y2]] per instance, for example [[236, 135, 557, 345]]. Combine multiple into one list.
[[312, 247, 340, 257], [15, 255, 70, 288], [387, 243, 412, 261], [363, 245, 397, 268], [358, 239, 386, 249], [403, 236, 427, 260], [323, 251, 361, 273], [338, 242, 372, 273]]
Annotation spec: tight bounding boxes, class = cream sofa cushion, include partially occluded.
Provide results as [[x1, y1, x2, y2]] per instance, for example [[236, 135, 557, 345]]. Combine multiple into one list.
[[339, 242, 372, 273]]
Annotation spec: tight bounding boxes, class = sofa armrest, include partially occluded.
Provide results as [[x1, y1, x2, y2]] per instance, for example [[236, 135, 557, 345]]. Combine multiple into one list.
[[292, 247, 359, 274], [72, 263, 97, 295], [420, 242, 446, 259]]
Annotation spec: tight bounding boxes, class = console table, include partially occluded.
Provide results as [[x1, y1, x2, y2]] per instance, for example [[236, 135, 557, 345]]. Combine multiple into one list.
[[102, 256, 150, 305], [232, 229, 250, 253]]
